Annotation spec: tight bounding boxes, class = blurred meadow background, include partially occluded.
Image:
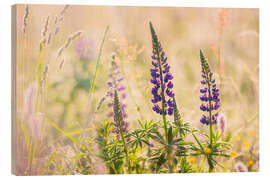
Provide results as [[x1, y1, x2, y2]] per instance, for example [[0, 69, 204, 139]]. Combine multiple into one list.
[[14, 4, 259, 175]]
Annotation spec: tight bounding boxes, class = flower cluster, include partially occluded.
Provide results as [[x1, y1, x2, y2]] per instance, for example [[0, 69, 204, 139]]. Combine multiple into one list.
[[75, 37, 96, 60], [150, 22, 175, 116], [113, 90, 129, 135], [107, 57, 128, 134], [199, 49, 220, 125]]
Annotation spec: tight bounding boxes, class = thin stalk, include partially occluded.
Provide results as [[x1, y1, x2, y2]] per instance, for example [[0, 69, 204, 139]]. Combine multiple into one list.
[[149, 22, 168, 141], [192, 132, 204, 151], [119, 59, 143, 120], [167, 147, 173, 173], [207, 82, 213, 145], [36, 42, 44, 112], [156, 53, 168, 142], [119, 127, 131, 173], [206, 72, 214, 172], [217, 37, 223, 108], [156, 50, 171, 172], [84, 25, 109, 127]]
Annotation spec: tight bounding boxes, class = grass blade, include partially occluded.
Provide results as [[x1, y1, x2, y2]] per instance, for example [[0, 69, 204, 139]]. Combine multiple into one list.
[[90, 25, 109, 93], [48, 120, 87, 151]]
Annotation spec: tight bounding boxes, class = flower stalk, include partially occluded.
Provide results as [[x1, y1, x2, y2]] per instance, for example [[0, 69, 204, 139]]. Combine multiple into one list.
[[113, 90, 131, 173], [149, 22, 175, 142]]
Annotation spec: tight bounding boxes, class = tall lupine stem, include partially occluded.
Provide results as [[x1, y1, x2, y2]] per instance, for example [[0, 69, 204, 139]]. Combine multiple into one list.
[[199, 49, 220, 144], [113, 91, 131, 173], [199, 49, 220, 172], [149, 22, 175, 142]]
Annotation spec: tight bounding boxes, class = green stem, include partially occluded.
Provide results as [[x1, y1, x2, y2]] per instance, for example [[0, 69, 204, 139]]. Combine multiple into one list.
[[207, 77, 213, 145], [207, 74, 214, 172], [119, 128, 131, 173], [167, 147, 173, 173], [157, 53, 168, 142], [156, 51, 171, 172]]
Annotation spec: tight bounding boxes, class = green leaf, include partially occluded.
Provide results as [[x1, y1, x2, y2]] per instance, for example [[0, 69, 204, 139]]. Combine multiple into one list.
[[168, 126, 173, 143], [176, 141, 194, 145]]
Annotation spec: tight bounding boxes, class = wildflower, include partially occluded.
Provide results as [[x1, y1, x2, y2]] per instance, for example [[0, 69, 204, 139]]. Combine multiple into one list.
[[205, 147, 212, 154], [188, 157, 196, 164], [22, 82, 43, 141], [107, 57, 128, 135], [199, 49, 220, 125], [216, 9, 229, 37], [235, 134, 241, 142], [248, 160, 254, 166], [113, 90, 128, 136], [243, 140, 249, 150], [149, 141, 154, 147], [235, 161, 248, 172], [217, 112, 226, 133], [249, 130, 255, 136], [107, 58, 128, 120], [75, 37, 96, 60], [210, 40, 217, 53], [255, 151, 259, 169], [149, 22, 175, 116], [22, 83, 37, 122], [230, 152, 238, 158]]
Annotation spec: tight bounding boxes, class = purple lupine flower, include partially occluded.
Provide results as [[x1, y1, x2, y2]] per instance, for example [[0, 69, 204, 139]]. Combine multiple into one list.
[[150, 22, 175, 116], [217, 112, 226, 133], [113, 90, 129, 137], [107, 58, 128, 135], [149, 141, 154, 147], [235, 162, 248, 172], [199, 49, 220, 125], [75, 37, 96, 60]]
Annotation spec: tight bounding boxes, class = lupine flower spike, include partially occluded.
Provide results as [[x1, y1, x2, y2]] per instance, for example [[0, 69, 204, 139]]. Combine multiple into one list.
[[199, 49, 220, 126], [113, 90, 131, 172], [107, 57, 128, 135], [113, 90, 127, 134], [108, 60, 128, 135], [149, 22, 175, 116]]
